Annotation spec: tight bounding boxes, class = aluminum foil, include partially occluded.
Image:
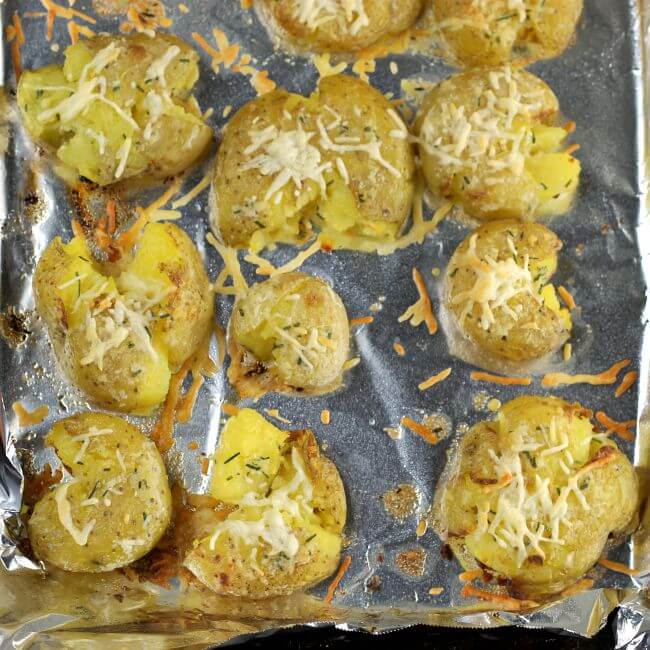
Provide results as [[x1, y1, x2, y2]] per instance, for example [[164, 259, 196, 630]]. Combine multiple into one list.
[[0, 0, 649, 645]]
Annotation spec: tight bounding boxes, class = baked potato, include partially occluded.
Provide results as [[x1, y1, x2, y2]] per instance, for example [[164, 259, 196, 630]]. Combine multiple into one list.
[[260, 0, 424, 53], [435, 0, 583, 67], [415, 68, 581, 221], [17, 33, 212, 187], [184, 408, 346, 598], [446, 220, 571, 363], [28, 412, 172, 572], [211, 74, 416, 252], [439, 396, 638, 599], [33, 222, 213, 414], [228, 272, 350, 398]]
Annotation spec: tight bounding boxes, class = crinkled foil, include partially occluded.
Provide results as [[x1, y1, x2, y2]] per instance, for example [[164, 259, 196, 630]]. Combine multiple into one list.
[[0, 0, 649, 645]]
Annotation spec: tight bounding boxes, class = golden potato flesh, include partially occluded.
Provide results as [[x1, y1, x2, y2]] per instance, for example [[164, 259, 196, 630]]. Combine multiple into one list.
[[211, 74, 415, 252], [33, 222, 213, 415], [440, 396, 638, 599], [17, 33, 212, 186], [435, 0, 583, 67], [28, 413, 172, 572], [415, 68, 581, 221], [446, 220, 571, 363], [261, 0, 424, 53], [228, 272, 349, 398], [184, 409, 346, 598]]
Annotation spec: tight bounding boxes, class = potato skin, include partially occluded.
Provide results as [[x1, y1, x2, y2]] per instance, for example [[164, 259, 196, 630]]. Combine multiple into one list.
[[228, 272, 349, 398], [415, 68, 579, 222], [28, 413, 172, 572], [33, 222, 213, 414], [446, 220, 570, 362], [184, 411, 346, 598], [261, 0, 424, 53], [440, 397, 638, 599], [17, 33, 212, 186], [211, 74, 415, 250], [435, 0, 583, 67]]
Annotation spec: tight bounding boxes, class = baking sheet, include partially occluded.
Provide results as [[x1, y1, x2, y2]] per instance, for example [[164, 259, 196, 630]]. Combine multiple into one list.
[[0, 0, 648, 645]]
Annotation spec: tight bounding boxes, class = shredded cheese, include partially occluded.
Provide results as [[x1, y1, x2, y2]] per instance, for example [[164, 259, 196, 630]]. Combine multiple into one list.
[[451, 233, 539, 330], [145, 45, 180, 88], [542, 359, 631, 387], [398, 268, 438, 335], [320, 409, 331, 425], [595, 411, 635, 442], [324, 555, 352, 604], [418, 368, 452, 391], [470, 371, 532, 386], [293, 0, 370, 36], [598, 557, 640, 576], [615, 371, 638, 398], [72, 426, 113, 464], [55, 482, 95, 546], [401, 417, 438, 445], [12, 402, 49, 427]]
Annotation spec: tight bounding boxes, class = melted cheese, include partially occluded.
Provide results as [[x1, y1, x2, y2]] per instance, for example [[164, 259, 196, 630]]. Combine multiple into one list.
[[242, 124, 332, 201], [476, 420, 595, 567], [420, 68, 541, 180], [293, 0, 370, 36], [317, 116, 401, 178], [72, 426, 113, 464], [55, 482, 96, 546], [114, 136, 132, 179], [451, 233, 539, 329], [145, 45, 180, 88], [74, 275, 173, 371], [209, 447, 313, 561], [38, 43, 140, 132]]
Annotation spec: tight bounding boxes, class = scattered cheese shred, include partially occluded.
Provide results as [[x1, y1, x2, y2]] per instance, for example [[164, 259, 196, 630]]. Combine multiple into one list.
[[459, 569, 483, 583], [171, 170, 211, 209], [460, 584, 538, 611], [470, 371, 532, 386], [563, 343, 572, 362], [350, 316, 374, 327], [558, 286, 577, 310], [598, 557, 640, 576], [416, 519, 428, 537], [313, 53, 348, 78], [7, 12, 25, 80], [177, 338, 219, 424], [542, 359, 631, 388], [398, 268, 438, 335], [269, 239, 323, 277], [343, 357, 361, 371], [221, 403, 241, 417], [393, 342, 406, 357], [208, 233, 249, 297], [401, 417, 438, 445], [193, 29, 276, 96], [40, 0, 96, 41], [12, 401, 49, 427], [244, 251, 277, 276], [595, 411, 636, 442], [428, 587, 444, 596], [418, 368, 452, 391], [264, 408, 292, 425], [324, 555, 352, 604], [320, 409, 331, 425], [615, 371, 638, 398]]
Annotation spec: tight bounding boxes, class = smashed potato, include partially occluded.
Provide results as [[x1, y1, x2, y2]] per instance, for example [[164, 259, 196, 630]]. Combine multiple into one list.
[[228, 272, 350, 398], [416, 67, 581, 221], [435, 0, 583, 67], [260, 0, 424, 53], [439, 396, 638, 599], [184, 409, 346, 598], [446, 220, 571, 363], [33, 222, 213, 414], [211, 74, 415, 252], [18, 33, 212, 186], [28, 413, 172, 572]]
